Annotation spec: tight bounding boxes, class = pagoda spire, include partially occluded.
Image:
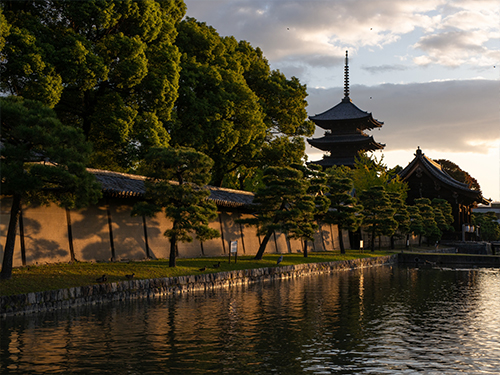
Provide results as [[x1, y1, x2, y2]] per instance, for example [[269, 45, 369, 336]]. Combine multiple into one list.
[[343, 50, 351, 102]]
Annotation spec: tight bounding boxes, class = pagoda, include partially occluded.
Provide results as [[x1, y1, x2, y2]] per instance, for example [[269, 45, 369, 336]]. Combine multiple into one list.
[[308, 51, 385, 167]]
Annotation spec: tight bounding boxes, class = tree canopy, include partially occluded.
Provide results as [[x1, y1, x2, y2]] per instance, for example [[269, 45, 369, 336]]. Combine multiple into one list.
[[238, 166, 313, 260], [0, 96, 102, 279], [132, 147, 219, 267], [436, 159, 481, 192], [169, 18, 312, 187], [472, 212, 500, 241], [324, 173, 363, 253], [1, 0, 186, 171], [358, 185, 398, 252]]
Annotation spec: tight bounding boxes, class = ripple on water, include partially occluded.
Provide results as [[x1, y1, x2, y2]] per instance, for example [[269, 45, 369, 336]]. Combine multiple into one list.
[[2, 267, 500, 374]]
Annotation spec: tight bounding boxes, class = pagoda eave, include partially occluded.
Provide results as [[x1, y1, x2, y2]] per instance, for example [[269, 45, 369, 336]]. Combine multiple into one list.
[[310, 116, 383, 131], [307, 136, 385, 152]]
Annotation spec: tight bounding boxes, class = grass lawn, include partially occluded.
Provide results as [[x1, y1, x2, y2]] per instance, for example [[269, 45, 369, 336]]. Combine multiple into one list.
[[0, 250, 400, 297]]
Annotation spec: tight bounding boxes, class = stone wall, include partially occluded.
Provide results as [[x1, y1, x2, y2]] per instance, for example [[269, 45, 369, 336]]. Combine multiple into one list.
[[1, 255, 396, 317]]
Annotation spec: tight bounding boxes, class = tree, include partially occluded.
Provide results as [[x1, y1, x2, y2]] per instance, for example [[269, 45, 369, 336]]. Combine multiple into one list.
[[352, 154, 408, 198], [431, 198, 454, 234], [169, 18, 266, 186], [472, 212, 500, 241], [358, 185, 398, 252], [290, 164, 330, 257], [388, 191, 411, 249], [436, 159, 481, 192], [1, 0, 185, 171], [238, 166, 312, 260], [0, 96, 102, 280], [415, 198, 440, 245], [169, 18, 313, 187], [324, 173, 363, 254], [132, 147, 219, 267], [407, 205, 424, 246]]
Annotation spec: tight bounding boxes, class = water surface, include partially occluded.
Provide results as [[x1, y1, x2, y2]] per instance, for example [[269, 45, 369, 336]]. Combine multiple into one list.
[[1, 266, 500, 374]]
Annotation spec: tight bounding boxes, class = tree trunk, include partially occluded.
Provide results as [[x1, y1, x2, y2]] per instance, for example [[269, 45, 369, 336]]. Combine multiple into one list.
[[371, 227, 376, 252], [1, 194, 22, 280], [339, 228, 345, 254], [303, 240, 308, 257], [254, 229, 273, 260], [169, 231, 177, 268]]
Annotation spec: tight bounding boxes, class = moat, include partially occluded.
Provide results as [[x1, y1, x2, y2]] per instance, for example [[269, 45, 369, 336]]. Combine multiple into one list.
[[1, 265, 500, 374]]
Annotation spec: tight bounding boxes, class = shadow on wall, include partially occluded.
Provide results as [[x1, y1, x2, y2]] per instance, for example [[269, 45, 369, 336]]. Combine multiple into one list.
[[108, 199, 147, 260], [70, 203, 113, 262], [1, 197, 342, 267], [27, 238, 68, 262], [220, 210, 244, 253]]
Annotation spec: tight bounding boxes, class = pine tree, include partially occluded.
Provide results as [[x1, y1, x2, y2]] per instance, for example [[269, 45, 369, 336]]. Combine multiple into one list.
[[238, 166, 311, 260], [289, 164, 330, 257], [324, 173, 363, 254], [407, 205, 424, 247], [415, 198, 440, 245], [431, 198, 454, 234], [473, 212, 500, 241], [132, 147, 219, 267], [388, 191, 410, 249], [0, 96, 102, 280], [358, 185, 398, 252]]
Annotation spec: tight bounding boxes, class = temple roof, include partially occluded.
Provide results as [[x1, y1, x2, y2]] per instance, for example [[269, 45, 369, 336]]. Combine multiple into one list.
[[89, 169, 255, 208], [308, 98, 384, 131], [398, 148, 489, 205], [307, 134, 385, 151]]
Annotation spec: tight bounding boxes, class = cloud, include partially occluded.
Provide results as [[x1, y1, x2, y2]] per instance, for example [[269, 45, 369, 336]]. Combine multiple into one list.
[[185, 0, 499, 71], [307, 79, 499, 154], [362, 64, 409, 73]]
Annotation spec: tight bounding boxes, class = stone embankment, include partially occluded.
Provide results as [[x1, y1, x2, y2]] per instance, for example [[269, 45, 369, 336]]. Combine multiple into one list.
[[1, 255, 396, 318]]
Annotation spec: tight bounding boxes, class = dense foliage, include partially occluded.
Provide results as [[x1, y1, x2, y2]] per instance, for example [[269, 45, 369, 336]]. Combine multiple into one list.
[[0, 96, 102, 279], [324, 173, 363, 253], [238, 166, 315, 259], [473, 212, 500, 241], [1, 0, 185, 171], [436, 159, 481, 192], [132, 147, 219, 267], [169, 18, 313, 187]]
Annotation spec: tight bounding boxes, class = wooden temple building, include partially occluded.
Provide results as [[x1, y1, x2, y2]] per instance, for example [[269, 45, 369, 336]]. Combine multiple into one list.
[[398, 147, 490, 234], [308, 51, 385, 168]]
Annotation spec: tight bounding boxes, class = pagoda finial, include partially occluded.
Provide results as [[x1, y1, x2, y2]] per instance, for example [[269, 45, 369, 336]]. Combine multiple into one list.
[[344, 50, 350, 99]]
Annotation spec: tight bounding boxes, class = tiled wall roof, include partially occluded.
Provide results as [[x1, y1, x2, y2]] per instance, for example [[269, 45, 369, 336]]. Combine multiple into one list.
[[88, 169, 254, 208]]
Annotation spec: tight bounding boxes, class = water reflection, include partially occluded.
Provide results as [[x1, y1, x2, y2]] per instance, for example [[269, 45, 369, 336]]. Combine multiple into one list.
[[2, 266, 500, 374]]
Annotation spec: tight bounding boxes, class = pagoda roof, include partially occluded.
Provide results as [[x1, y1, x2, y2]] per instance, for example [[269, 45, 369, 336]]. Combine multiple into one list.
[[309, 97, 383, 129], [398, 148, 489, 205], [307, 134, 385, 152]]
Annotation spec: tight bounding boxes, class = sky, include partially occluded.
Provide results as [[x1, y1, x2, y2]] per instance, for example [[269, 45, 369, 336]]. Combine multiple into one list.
[[184, 0, 500, 202]]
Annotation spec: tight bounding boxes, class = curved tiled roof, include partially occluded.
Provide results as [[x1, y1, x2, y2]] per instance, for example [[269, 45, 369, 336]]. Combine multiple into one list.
[[308, 134, 385, 151], [88, 169, 254, 208], [309, 98, 384, 129], [398, 148, 488, 204]]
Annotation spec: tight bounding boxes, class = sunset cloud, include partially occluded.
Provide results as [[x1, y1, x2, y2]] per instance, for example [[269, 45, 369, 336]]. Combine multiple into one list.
[[184, 0, 500, 199]]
